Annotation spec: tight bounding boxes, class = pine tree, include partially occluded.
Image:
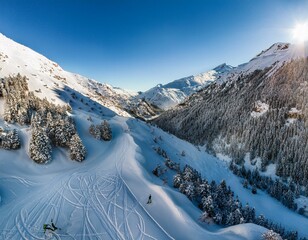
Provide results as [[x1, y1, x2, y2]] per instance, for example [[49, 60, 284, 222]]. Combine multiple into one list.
[[100, 120, 112, 141], [262, 230, 283, 240], [1, 129, 21, 149], [281, 190, 297, 210], [89, 124, 101, 140], [69, 134, 86, 162], [29, 127, 52, 164], [185, 183, 195, 200], [202, 195, 215, 217], [173, 173, 183, 188]]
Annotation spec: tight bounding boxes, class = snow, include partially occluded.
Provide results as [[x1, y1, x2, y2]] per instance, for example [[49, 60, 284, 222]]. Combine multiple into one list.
[[0, 33, 135, 117], [243, 154, 277, 178], [140, 39, 308, 111], [130, 122, 308, 238], [0, 112, 269, 240], [251, 101, 269, 118], [139, 63, 233, 110], [295, 196, 308, 217], [218, 42, 308, 84], [289, 107, 301, 115], [286, 108, 302, 126], [138, 85, 187, 110], [216, 153, 233, 163], [1, 32, 308, 239], [286, 118, 297, 126]]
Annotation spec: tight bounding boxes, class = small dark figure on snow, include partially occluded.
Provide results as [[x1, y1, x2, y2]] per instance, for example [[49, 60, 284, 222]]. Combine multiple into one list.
[[43, 219, 58, 233], [147, 194, 152, 204]]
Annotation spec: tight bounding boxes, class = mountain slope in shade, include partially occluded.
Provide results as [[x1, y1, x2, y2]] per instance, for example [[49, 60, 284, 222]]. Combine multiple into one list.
[[139, 63, 233, 110]]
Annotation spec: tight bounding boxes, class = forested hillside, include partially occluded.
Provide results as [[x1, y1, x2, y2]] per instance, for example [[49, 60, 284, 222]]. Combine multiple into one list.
[[154, 57, 308, 186]]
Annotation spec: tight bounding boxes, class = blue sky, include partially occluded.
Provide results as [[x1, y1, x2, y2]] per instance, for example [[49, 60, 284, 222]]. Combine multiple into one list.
[[1, 0, 308, 91]]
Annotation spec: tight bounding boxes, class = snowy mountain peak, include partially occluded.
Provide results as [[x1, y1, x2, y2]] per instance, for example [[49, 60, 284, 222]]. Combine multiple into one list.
[[213, 63, 234, 73], [255, 42, 290, 58], [139, 64, 233, 110], [216, 41, 308, 85]]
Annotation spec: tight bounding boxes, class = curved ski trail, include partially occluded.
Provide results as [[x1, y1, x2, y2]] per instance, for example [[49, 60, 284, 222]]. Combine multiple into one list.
[[0, 119, 171, 240]]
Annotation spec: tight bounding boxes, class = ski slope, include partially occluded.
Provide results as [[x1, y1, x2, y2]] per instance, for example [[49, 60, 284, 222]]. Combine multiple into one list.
[[127, 119, 308, 239], [0, 109, 270, 240]]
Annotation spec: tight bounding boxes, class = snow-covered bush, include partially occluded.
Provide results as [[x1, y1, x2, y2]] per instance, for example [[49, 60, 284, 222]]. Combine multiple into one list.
[[181, 150, 186, 156], [165, 158, 180, 172]]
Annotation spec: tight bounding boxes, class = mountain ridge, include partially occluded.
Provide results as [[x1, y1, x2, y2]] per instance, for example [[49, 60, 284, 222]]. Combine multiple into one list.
[[153, 41, 308, 185], [138, 63, 234, 110]]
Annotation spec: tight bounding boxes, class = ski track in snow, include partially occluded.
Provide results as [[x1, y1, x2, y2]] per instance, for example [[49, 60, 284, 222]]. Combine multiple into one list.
[[0, 120, 169, 240], [1, 174, 158, 240]]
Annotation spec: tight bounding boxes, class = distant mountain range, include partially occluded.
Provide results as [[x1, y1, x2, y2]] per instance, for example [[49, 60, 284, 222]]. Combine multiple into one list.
[[138, 63, 233, 110]]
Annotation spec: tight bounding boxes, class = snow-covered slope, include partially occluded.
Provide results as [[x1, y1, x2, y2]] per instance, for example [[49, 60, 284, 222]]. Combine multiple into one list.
[[1, 33, 307, 239], [0, 33, 143, 117], [218, 42, 308, 83], [141, 42, 308, 111], [154, 41, 308, 238], [1, 108, 308, 239], [139, 63, 233, 110], [0, 110, 270, 240], [164, 63, 233, 94]]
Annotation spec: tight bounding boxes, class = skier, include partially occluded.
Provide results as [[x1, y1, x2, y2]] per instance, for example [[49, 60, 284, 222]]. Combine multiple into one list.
[[147, 194, 152, 204], [43, 219, 58, 233]]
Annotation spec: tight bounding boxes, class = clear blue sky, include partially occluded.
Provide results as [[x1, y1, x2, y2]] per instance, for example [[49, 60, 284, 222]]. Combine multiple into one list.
[[1, 0, 308, 91]]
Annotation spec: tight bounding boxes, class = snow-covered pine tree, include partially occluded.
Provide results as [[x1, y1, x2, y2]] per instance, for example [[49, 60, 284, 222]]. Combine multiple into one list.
[[185, 183, 196, 200], [173, 173, 183, 188], [202, 195, 215, 218], [242, 203, 255, 223], [226, 208, 244, 225], [53, 117, 76, 147], [69, 134, 86, 162], [281, 189, 297, 210], [1, 129, 21, 149], [262, 230, 283, 240], [29, 127, 52, 164], [89, 124, 101, 140], [100, 120, 112, 141]]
